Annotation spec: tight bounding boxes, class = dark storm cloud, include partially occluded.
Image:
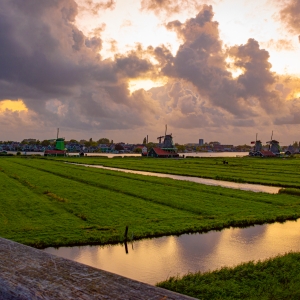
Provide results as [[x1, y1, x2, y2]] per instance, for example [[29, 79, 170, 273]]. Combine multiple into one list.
[[0, 0, 157, 131]]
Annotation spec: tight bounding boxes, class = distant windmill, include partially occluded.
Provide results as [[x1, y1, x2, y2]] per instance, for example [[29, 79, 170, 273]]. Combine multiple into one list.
[[266, 130, 280, 154], [44, 128, 66, 156], [250, 133, 262, 155], [157, 124, 167, 144], [266, 131, 273, 145]]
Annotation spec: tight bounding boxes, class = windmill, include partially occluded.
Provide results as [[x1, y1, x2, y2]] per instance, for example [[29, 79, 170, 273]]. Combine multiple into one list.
[[266, 131, 280, 154], [250, 133, 262, 153], [148, 124, 179, 158], [157, 124, 168, 144], [266, 131, 273, 147], [44, 128, 67, 156]]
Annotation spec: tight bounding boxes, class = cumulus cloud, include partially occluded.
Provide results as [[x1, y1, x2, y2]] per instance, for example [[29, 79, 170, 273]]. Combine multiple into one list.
[[152, 6, 282, 118], [140, 4, 300, 140], [1, 0, 300, 143], [0, 0, 159, 136], [279, 0, 300, 35]]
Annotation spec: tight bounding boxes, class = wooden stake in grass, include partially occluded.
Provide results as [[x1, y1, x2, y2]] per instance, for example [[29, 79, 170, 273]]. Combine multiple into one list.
[[124, 226, 129, 254], [124, 226, 128, 240]]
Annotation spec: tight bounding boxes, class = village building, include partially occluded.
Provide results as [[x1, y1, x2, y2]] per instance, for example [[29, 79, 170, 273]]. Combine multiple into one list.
[[148, 126, 179, 158]]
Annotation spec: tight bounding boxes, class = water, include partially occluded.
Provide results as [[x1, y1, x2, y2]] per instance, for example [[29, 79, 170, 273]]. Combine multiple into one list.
[[70, 163, 281, 194], [44, 219, 300, 285], [85, 152, 247, 158]]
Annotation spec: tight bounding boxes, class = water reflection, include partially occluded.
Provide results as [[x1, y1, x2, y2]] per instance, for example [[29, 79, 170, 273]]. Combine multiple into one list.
[[44, 220, 300, 285], [70, 163, 281, 194]]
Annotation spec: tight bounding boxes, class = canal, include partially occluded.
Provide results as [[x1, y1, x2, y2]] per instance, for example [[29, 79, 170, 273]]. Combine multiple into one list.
[[44, 219, 300, 285]]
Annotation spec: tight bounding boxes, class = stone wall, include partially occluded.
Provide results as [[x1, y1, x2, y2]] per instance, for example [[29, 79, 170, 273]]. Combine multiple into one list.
[[0, 238, 195, 299]]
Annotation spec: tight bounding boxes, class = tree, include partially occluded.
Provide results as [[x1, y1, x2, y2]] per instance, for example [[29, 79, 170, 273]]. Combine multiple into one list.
[[84, 141, 91, 147], [41, 140, 50, 147], [115, 144, 124, 151], [98, 138, 110, 144], [134, 148, 142, 153], [176, 144, 185, 152], [90, 141, 98, 147], [143, 137, 147, 145], [69, 139, 78, 143], [146, 142, 156, 149]]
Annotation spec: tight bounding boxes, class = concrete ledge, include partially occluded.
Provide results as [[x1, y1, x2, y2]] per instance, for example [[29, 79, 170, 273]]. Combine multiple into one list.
[[0, 238, 196, 299]]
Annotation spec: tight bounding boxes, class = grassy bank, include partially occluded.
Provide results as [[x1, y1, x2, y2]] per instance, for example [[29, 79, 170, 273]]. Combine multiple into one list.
[[1, 157, 300, 248], [157, 252, 300, 299], [53, 155, 300, 188]]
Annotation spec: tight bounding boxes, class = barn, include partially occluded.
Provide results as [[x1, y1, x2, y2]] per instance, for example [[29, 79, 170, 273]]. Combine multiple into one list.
[[148, 147, 179, 158]]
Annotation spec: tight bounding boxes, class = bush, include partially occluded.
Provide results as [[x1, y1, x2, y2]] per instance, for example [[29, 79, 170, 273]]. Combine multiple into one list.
[[16, 151, 21, 156]]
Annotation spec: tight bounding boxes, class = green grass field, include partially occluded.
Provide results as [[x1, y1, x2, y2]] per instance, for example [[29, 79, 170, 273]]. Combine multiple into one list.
[[157, 252, 300, 300], [1, 157, 300, 248], [54, 155, 300, 188]]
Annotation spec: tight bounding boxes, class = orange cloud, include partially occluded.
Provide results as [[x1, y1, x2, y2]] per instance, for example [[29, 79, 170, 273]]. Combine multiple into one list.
[[0, 100, 28, 113]]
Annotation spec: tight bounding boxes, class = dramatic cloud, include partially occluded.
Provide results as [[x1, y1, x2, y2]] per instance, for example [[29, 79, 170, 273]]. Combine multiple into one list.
[[0, 0, 159, 136], [151, 6, 281, 118], [280, 0, 300, 35], [1, 0, 300, 143]]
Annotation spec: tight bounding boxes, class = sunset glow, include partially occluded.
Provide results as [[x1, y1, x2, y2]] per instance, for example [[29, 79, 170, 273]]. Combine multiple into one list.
[[1, 0, 300, 143], [0, 100, 28, 113]]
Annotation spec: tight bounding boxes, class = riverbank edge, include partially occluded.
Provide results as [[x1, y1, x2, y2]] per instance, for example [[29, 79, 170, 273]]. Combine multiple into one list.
[[20, 214, 300, 249], [157, 251, 300, 299]]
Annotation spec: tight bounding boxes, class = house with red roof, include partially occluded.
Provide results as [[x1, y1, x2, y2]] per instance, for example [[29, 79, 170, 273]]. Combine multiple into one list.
[[148, 147, 179, 158]]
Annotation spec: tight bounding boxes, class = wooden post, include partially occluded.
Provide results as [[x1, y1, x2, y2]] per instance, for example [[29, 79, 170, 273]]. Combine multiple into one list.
[[124, 226, 128, 240]]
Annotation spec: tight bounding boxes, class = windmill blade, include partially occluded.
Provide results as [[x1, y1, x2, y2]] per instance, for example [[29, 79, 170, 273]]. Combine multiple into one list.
[[270, 130, 273, 141], [165, 124, 167, 136]]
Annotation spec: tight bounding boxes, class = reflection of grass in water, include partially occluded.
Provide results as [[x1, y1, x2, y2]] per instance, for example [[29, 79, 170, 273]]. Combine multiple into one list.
[[157, 252, 300, 300], [54, 155, 300, 188], [0, 157, 300, 248]]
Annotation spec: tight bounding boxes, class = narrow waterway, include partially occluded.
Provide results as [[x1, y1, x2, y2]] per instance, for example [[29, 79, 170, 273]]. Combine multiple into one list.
[[69, 163, 281, 194], [44, 219, 300, 285]]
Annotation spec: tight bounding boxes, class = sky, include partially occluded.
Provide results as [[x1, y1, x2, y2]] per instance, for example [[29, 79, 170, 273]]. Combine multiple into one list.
[[1, 0, 300, 145]]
